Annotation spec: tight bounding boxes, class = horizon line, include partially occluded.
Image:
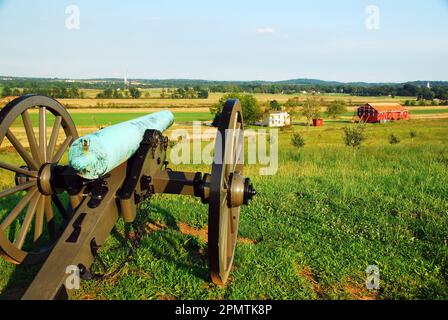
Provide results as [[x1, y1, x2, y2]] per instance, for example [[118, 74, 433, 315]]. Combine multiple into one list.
[[0, 75, 446, 85]]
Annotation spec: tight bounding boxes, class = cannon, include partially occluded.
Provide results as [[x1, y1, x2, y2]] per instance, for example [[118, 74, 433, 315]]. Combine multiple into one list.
[[0, 94, 256, 299]]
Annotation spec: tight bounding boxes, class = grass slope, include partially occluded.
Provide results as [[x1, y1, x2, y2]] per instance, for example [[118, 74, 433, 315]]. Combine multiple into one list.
[[0, 119, 447, 300]]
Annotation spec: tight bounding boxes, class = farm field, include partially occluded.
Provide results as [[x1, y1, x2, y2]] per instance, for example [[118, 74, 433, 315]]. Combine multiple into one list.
[[0, 117, 447, 300], [57, 94, 420, 109], [1, 92, 420, 110]]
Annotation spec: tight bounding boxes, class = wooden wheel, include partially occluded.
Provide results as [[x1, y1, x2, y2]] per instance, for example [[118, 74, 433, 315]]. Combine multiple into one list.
[[208, 99, 254, 285], [0, 94, 78, 264]]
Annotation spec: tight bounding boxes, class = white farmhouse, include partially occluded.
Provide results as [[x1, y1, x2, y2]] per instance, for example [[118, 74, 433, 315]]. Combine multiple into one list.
[[262, 111, 291, 127]]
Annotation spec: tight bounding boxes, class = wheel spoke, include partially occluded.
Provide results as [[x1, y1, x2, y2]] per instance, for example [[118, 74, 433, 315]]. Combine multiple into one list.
[[0, 160, 37, 177], [52, 135, 73, 163], [15, 193, 41, 249], [1, 188, 38, 230], [44, 196, 56, 241], [229, 208, 236, 234], [22, 110, 42, 165], [39, 107, 47, 163], [219, 196, 228, 275], [232, 143, 243, 173], [33, 196, 45, 250], [47, 116, 62, 161], [6, 129, 40, 170], [0, 181, 36, 199]]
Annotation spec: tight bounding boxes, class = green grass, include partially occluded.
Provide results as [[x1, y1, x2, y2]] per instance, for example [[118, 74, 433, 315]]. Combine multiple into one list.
[[409, 108, 448, 115], [8, 107, 447, 130], [0, 118, 447, 300], [9, 112, 213, 128]]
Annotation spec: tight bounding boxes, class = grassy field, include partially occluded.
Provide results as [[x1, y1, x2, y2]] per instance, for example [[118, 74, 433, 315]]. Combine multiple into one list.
[[0, 117, 447, 300], [1, 93, 416, 110], [7, 111, 213, 128]]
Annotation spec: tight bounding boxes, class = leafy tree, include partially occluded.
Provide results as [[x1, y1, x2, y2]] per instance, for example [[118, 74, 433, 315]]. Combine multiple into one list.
[[389, 134, 400, 145], [198, 89, 209, 99], [210, 93, 262, 126], [104, 88, 113, 98], [418, 88, 435, 101], [2, 86, 12, 97], [129, 87, 141, 99], [269, 100, 282, 111], [291, 133, 305, 149], [301, 96, 322, 126], [326, 99, 347, 119], [343, 122, 366, 149]]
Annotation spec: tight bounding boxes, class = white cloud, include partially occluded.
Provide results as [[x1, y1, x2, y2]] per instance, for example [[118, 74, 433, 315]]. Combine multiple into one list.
[[255, 27, 276, 34]]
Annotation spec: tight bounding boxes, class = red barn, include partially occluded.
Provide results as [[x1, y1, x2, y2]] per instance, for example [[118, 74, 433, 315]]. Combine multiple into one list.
[[357, 103, 409, 123]]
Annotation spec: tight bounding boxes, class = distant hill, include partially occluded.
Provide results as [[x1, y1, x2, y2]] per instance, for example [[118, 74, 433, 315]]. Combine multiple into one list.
[[1, 76, 448, 88]]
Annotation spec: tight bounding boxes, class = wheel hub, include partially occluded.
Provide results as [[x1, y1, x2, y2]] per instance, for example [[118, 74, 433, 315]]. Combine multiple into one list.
[[228, 173, 256, 208], [37, 163, 54, 195]]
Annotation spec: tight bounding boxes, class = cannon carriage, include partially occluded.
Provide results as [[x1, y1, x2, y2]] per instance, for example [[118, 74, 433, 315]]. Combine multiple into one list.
[[0, 94, 256, 299]]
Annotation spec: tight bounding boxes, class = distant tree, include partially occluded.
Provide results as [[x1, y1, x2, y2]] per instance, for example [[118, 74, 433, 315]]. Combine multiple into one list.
[[418, 88, 435, 101], [284, 97, 302, 120], [343, 122, 366, 149], [12, 88, 21, 96], [433, 87, 448, 100], [301, 96, 322, 126], [389, 134, 400, 145], [397, 83, 418, 97], [291, 133, 305, 149], [104, 88, 113, 98], [2, 86, 12, 97], [326, 99, 347, 119], [113, 89, 123, 99], [269, 100, 282, 111], [198, 89, 209, 99], [129, 87, 141, 99], [210, 93, 262, 126], [97, 88, 113, 99]]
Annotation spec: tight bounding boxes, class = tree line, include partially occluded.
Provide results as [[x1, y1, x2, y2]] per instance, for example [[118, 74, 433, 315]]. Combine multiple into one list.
[[208, 83, 448, 100], [1, 85, 83, 98], [2, 78, 448, 101]]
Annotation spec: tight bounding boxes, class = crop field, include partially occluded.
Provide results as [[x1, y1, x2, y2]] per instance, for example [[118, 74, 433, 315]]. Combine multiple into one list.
[[0, 93, 419, 110], [0, 116, 447, 300]]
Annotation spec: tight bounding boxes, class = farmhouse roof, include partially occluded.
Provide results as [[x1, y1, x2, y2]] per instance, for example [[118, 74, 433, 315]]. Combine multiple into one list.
[[364, 103, 408, 112]]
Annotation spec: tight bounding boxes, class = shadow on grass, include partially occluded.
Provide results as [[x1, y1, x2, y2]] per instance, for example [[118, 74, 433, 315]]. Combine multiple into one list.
[[132, 204, 209, 282], [0, 264, 41, 300], [0, 193, 41, 300], [0, 201, 210, 299]]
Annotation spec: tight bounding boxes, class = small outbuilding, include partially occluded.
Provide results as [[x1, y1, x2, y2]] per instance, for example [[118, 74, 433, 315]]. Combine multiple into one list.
[[312, 118, 324, 127], [262, 111, 291, 127], [357, 103, 409, 123]]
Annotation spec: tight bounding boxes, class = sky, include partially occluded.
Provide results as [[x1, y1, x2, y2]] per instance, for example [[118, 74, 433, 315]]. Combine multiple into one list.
[[0, 0, 447, 82]]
